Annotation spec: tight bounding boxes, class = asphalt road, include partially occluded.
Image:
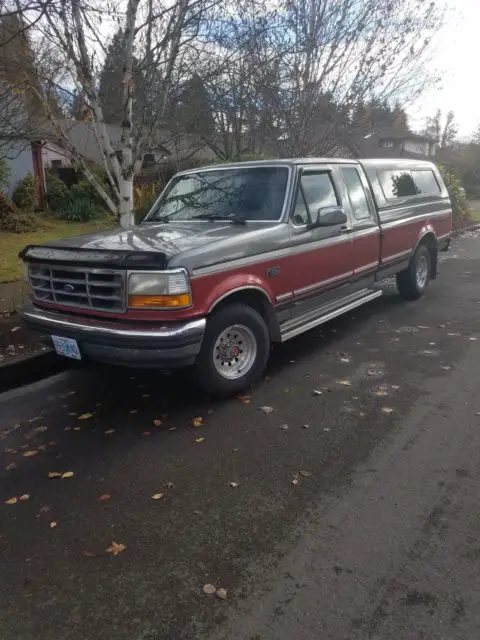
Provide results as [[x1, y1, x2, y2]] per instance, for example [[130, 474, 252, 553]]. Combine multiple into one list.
[[1, 232, 480, 640]]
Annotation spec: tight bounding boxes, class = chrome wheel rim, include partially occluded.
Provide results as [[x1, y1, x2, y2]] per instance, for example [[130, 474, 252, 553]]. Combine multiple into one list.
[[416, 255, 429, 289], [213, 324, 257, 380]]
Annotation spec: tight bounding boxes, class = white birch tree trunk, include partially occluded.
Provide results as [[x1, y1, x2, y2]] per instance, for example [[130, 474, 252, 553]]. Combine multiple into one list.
[[119, 177, 135, 228]]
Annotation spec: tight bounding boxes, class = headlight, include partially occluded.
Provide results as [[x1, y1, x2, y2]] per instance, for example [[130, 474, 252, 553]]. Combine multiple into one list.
[[127, 270, 191, 309]]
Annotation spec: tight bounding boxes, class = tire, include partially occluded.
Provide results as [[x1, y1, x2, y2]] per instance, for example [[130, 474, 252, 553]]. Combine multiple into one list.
[[194, 303, 270, 396], [396, 244, 431, 301]]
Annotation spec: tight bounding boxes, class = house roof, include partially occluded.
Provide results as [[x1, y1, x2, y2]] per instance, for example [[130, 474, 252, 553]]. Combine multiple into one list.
[[368, 127, 434, 143]]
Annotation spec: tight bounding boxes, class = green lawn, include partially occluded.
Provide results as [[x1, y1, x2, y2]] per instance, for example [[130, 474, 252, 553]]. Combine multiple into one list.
[[0, 217, 115, 282], [469, 209, 480, 222]]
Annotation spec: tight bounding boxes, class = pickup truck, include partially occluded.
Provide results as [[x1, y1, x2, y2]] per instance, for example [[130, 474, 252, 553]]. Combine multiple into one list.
[[20, 158, 452, 395]]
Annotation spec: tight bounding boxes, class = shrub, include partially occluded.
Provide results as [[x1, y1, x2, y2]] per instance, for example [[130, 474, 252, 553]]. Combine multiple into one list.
[[0, 158, 10, 190], [61, 196, 99, 222], [0, 192, 40, 232], [439, 166, 470, 229], [134, 183, 158, 223], [12, 173, 38, 210], [45, 174, 69, 212]]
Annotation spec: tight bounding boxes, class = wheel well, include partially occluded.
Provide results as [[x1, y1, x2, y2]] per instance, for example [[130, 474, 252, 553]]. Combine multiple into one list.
[[418, 233, 438, 279], [210, 289, 281, 341]]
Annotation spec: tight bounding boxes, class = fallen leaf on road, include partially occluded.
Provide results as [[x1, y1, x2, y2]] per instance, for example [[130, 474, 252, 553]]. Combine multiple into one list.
[[11, 326, 20, 332], [48, 472, 63, 478], [237, 394, 251, 404], [97, 494, 111, 502], [73, 427, 81, 432], [106, 541, 126, 556], [19, 494, 30, 501], [169, 427, 177, 432], [23, 450, 38, 457], [391, 385, 400, 390], [340, 357, 351, 364], [153, 419, 163, 426], [441, 365, 451, 371], [61, 471, 74, 479], [33, 426, 48, 433], [299, 470, 312, 477], [28, 416, 42, 423], [78, 413, 94, 420], [141, 393, 150, 398], [301, 424, 310, 429], [203, 583, 216, 595], [312, 389, 323, 396], [192, 416, 203, 428], [49, 521, 57, 529], [259, 406, 274, 414], [39, 505, 51, 513], [195, 437, 205, 443], [324, 427, 331, 432], [142, 431, 151, 436], [129, 409, 138, 414], [416, 325, 430, 330], [216, 588, 227, 600], [447, 332, 461, 337], [6, 463, 16, 471], [374, 390, 388, 397], [279, 424, 289, 430], [229, 482, 239, 488], [5, 497, 18, 505], [166, 481, 175, 489], [338, 380, 352, 386], [64, 427, 71, 432], [469, 337, 478, 341], [151, 493, 165, 500], [381, 407, 394, 414], [104, 429, 115, 435]]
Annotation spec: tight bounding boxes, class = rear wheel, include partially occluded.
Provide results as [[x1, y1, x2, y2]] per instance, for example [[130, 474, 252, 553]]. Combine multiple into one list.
[[396, 245, 431, 300], [194, 303, 270, 395]]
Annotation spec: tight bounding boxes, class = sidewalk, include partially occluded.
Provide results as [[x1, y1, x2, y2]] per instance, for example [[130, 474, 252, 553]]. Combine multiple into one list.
[[0, 280, 28, 315]]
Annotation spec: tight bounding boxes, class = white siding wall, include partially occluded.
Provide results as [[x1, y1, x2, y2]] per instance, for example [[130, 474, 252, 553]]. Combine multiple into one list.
[[42, 142, 72, 169], [403, 140, 429, 156], [3, 140, 34, 196]]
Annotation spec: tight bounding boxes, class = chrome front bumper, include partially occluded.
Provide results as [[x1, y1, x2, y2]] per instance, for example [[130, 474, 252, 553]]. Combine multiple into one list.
[[21, 305, 206, 369]]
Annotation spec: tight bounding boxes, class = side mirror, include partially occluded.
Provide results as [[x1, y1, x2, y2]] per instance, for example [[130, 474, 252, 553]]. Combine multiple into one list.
[[315, 206, 347, 227]]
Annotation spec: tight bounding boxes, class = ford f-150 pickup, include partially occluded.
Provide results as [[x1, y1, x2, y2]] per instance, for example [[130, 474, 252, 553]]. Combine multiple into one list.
[[20, 158, 452, 395]]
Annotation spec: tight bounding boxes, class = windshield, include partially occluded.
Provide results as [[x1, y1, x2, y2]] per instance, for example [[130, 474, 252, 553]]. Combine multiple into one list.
[[146, 166, 289, 222]]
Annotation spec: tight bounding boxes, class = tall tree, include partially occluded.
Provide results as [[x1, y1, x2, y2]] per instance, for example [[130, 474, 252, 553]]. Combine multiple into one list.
[[424, 109, 457, 149]]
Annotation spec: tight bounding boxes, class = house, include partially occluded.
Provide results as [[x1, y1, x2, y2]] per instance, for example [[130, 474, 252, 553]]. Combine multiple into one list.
[[2, 119, 216, 202], [356, 128, 436, 160]]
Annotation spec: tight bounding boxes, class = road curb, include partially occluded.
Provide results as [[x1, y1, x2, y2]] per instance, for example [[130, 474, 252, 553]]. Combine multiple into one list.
[[451, 222, 480, 238], [0, 349, 70, 393]]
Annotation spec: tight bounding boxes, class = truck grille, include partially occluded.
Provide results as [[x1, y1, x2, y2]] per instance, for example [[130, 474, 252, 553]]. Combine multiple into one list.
[[28, 264, 126, 312]]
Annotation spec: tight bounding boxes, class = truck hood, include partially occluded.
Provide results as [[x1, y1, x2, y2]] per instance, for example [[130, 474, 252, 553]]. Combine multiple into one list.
[[51, 220, 256, 257]]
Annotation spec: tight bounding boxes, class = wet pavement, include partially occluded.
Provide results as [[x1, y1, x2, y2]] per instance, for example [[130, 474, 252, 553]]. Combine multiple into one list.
[[1, 232, 480, 640]]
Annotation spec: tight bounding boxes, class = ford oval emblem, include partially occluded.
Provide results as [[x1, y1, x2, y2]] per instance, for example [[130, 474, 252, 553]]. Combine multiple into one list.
[[63, 284, 75, 293]]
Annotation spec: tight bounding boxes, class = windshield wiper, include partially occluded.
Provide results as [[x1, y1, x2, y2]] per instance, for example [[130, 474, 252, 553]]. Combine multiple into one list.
[[196, 213, 247, 225]]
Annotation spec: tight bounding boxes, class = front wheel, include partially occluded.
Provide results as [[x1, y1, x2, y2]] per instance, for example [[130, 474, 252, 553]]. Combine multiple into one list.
[[396, 245, 431, 301], [194, 303, 270, 396]]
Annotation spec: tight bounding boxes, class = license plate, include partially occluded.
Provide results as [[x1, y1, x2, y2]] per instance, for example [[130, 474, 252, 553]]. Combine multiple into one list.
[[52, 335, 82, 360]]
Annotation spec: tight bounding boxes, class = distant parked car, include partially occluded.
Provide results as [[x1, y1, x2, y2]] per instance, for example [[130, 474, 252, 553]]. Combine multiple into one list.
[[20, 158, 452, 395]]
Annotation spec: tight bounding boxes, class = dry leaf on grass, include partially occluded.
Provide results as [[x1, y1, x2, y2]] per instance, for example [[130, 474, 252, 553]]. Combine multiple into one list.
[[106, 541, 126, 556], [78, 413, 94, 420], [5, 497, 18, 504], [203, 583, 216, 595]]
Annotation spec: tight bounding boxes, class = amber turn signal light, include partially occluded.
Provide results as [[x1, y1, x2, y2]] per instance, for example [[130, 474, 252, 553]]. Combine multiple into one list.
[[128, 293, 191, 308]]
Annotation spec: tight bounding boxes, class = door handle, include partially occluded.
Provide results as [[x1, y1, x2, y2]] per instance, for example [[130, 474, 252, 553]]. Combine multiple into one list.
[[340, 226, 351, 233]]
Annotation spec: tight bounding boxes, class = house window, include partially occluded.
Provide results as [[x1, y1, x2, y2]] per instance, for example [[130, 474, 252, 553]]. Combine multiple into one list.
[[380, 138, 394, 149], [51, 159, 62, 168], [142, 153, 156, 169]]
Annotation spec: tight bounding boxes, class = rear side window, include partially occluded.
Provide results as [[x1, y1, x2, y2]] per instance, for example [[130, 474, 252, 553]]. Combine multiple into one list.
[[412, 169, 441, 194], [379, 170, 417, 200], [342, 167, 370, 219]]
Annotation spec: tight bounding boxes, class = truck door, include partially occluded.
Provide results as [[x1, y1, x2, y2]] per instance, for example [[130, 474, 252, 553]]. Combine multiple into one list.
[[339, 165, 381, 284]]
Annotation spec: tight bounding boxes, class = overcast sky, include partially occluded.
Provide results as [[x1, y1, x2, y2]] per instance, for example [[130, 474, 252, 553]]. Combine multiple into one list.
[[407, 0, 477, 138]]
